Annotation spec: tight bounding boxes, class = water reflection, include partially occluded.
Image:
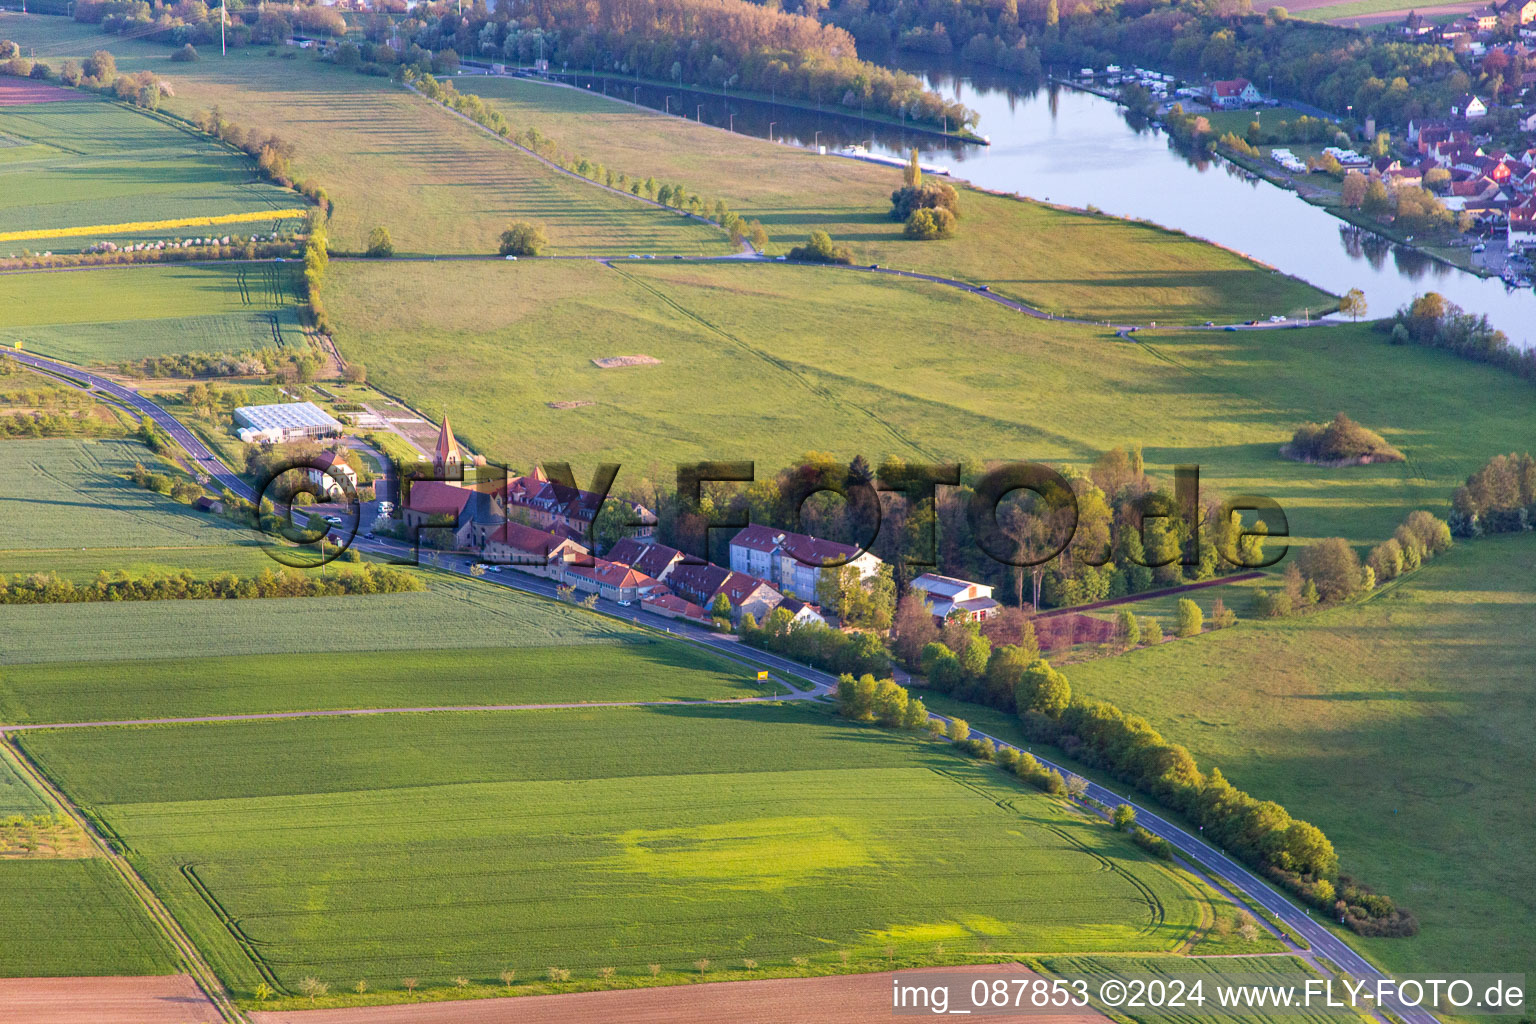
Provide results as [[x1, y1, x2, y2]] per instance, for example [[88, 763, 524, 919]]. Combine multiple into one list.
[[550, 65, 1535, 346]]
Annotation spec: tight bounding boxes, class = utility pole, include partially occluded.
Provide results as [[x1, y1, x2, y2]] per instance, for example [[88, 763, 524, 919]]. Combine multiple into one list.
[[221, 0, 226, 57]]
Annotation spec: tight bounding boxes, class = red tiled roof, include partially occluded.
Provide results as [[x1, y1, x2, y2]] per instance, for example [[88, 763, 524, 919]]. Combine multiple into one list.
[[405, 480, 473, 516], [642, 593, 709, 620], [487, 521, 585, 558], [1211, 79, 1252, 98], [606, 537, 684, 578], [565, 558, 656, 590]]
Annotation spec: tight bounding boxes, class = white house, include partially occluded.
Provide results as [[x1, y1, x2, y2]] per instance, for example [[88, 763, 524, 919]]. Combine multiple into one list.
[[1452, 93, 1489, 119], [728, 524, 882, 601], [1510, 196, 1536, 251], [306, 448, 357, 499], [908, 573, 1001, 623], [1209, 79, 1262, 109]]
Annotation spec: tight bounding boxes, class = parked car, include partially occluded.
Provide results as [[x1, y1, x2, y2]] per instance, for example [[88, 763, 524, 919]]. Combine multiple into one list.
[[504, 255, 517, 261]]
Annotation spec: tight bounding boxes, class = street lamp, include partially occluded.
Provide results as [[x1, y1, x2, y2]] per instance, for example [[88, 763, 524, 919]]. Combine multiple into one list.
[[768, 121, 776, 142], [696, 104, 702, 123], [728, 112, 735, 132], [633, 86, 639, 104], [813, 130, 821, 150], [665, 96, 671, 115]]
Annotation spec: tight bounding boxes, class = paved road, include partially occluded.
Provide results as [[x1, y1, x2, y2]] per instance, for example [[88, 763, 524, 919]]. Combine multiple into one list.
[[2, 349, 258, 503]]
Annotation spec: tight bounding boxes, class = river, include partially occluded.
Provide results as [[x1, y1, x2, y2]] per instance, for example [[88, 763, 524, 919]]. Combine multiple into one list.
[[555, 66, 1535, 348]]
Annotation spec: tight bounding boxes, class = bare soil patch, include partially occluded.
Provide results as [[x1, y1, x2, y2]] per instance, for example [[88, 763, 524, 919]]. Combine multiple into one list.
[[591, 354, 660, 369], [0, 78, 79, 106], [249, 966, 1108, 1024], [0, 813, 94, 859], [0, 975, 220, 1024]]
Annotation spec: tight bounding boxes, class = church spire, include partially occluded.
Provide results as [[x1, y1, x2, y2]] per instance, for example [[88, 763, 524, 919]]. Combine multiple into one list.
[[434, 412, 462, 473]]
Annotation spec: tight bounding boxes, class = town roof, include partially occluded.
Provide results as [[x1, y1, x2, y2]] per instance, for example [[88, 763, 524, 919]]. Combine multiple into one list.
[[1211, 78, 1252, 97], [565, 558, 656, 589], [642, 593, 709, 620], [729, 523, 786, 553], [909, 572, 981, 598], [488, 521, 585, 557], [312, 449, 353, 471], [606, 537, 685, 578], [667, 562, 734, 601], [405, 480, 474, 516]]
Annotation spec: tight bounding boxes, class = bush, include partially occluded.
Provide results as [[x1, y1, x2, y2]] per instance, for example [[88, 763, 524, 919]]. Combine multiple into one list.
[[903, 207, 956, 240], [890, 181, 960, 221], [1295, 538, 1365, 602], [366, 226, 395, 258], [1286, 413, 1403, 463], [171, 43, 199, 62], [499, 221, 547, 256], [1176, 598, 1202, 637], [1131, 827, 1173, 859], [786, 230, 854, 264]]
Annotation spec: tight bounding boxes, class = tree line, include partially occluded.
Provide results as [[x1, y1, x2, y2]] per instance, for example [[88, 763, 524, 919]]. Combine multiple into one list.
[[1383, 294, 1536, 385], [0, 563, 422, 605], [396, 0, 976, 133], [740, 605, 892, 678]]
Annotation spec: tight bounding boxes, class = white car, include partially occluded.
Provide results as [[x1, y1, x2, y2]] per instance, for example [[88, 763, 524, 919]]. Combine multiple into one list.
[[1269, 315, 1287, 323], [324, 515, 343, 525], [488, 565, 503, 573], [504, 255, 517, 261]]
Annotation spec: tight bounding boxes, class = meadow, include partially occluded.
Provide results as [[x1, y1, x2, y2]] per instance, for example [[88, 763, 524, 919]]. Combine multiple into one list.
[[0, 15, 731, 256], [0, 743, 50, 816], [456, 75, 1328, 324], [0, 96, 302, 246], [0, 642, 785, 724], [327, 259, 1536, 546], [18, 703, 1210, 1001], [0, 262, 303, 364], [1063, 535, 1536, 979]]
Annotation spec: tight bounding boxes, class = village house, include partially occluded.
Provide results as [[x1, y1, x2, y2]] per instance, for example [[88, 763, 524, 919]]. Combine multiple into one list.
[[640, 591, 712, 625], [482, 521, 589, 576], [1209, 78, 1262, 109], [559, 558, 661, 604], [908, 573, 1001, 623], [604, 537, 685, 581], [1452, 93, 1490, 119], [306, 448, 358, 499], [505, 466, 655, 544], [727, 524, 883, 602], [775, 598, 827, 627], [1511, 195, 1536, 249], [667, 561, 783, 623], [1499, 0, 1536, 23]]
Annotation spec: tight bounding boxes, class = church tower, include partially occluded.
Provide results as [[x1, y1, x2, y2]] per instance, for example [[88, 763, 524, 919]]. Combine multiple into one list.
[[433, 413, 462, 475]]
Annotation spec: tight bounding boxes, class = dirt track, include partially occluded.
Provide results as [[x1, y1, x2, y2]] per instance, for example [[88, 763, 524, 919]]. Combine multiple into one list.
[[0, 975, 221, 1024], [250, 967, 1108, 1024]]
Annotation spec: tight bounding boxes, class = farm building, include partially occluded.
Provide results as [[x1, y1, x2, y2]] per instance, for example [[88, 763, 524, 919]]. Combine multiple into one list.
[[908, 573, 1001, 622], [233, 401, 343, 443]]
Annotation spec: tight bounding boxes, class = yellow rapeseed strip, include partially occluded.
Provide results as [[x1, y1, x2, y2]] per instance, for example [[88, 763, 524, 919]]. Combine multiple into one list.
[[0, 209, 309, 244]]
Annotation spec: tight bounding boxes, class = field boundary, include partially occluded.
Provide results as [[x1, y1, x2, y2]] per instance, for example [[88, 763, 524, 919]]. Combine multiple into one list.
[[0, 736, 246, 1023]]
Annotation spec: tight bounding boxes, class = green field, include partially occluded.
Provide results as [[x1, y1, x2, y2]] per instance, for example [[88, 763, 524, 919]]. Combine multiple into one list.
[[1290, 0, 1433, 22], [0, 743, 50, 817], [456, 75, 1327, 324], [0, 642, 785, 724], [1064, 535, 1536, 978], [18, 703, 1209, 999], [0, 437, 254, 549], [0, 95, 302, 246], [0, 15, 731, 257], [0, 263, 303, 364], [0, 858, 176, 976], [328, 259, 1535, 546]]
